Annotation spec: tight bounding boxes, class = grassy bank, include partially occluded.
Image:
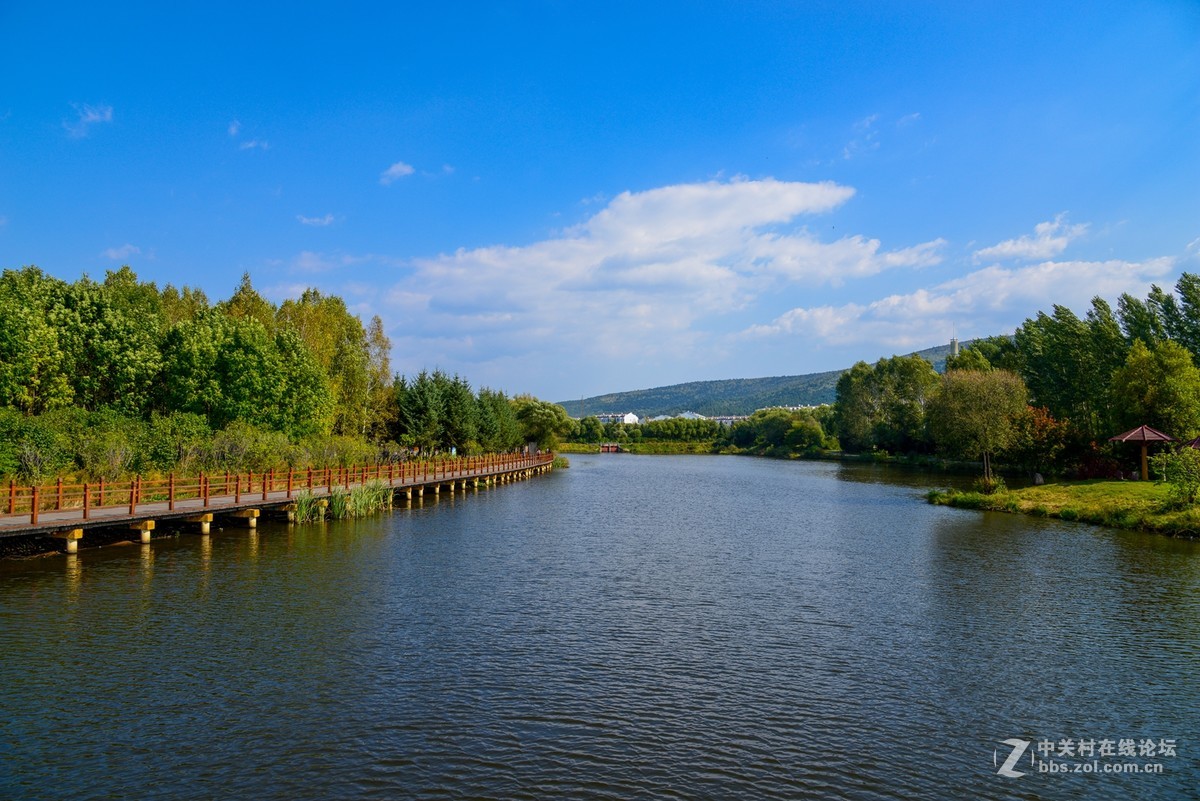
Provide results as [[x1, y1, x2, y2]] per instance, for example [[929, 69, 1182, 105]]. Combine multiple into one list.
[[928, 480, 1200, 538]]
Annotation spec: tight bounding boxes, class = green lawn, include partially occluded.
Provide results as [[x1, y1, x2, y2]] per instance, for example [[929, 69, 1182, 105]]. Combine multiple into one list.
[[928, 480, 1200, 537]]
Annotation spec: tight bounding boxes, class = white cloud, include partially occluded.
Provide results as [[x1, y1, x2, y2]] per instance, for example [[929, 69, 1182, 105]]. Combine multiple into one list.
[[102, 243, 141, 260], [240, 139, 269, 151], [228, 119, 241, 137], [748, 256, 1174, 348], [442, 164, 455, 175], [974, 214, 1088, 262], [897, 112, 921, 127], [64, 103, 113, 138], [297, 213, 336, 227], [380, 161, 415, 185], [320, 177, 938, 384]]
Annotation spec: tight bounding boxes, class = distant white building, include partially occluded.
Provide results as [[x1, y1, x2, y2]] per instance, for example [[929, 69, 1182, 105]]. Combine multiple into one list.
[[596, 412, 640, 425]]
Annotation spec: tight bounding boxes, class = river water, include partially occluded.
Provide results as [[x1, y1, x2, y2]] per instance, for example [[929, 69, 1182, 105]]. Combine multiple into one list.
[[1, 455, 1197, 800]]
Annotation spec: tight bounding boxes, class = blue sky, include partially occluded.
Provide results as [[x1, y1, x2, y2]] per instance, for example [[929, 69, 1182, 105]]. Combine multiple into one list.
[[2, 2, 1198, 402]]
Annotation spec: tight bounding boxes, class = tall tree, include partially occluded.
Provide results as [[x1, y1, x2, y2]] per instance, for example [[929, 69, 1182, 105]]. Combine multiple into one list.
[[219, 272, 276, 333], [477, 387, 522, 451], [60, 273, 163, 416], [392, 370, 445, 453], [277, 288, 370, 436], [1110, 339, 1200, 439], [440, 373, 479, 452], [364, 315, 394, 441], [928, 369, 1029, 487], [512, 396, 572, 450], [159, 309, 283, 430], [0, 267, 74, 414]]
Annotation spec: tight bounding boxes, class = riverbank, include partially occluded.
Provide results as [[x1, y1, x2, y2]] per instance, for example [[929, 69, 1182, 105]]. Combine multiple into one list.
[[927, 480, 1200, 538]]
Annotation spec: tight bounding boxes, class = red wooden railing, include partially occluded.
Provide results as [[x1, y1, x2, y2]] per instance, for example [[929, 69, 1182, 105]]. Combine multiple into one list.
[[1, 452, 553, 527]]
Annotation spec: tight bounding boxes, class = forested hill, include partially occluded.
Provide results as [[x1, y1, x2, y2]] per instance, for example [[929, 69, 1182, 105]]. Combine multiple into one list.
[[558, 341, 966, 418]]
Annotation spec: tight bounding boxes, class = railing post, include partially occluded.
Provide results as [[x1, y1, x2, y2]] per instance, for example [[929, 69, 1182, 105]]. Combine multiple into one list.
[[203, 473, 210, 507], [56, 477, 63, 511], [169, 472, 176, 511], [7, 479, 14, 514], [287, 470, 293, 499], [307, 466, 313, 492], [235, 473, 241, 503], [30, 486, 38, 525], [99, 476, 105, 507], [83, 482, 90, 520], [128, 481, 136, 516]]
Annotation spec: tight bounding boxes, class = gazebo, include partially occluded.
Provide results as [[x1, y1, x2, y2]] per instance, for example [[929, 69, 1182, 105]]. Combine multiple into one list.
[[1109, 425, 1175, 480]]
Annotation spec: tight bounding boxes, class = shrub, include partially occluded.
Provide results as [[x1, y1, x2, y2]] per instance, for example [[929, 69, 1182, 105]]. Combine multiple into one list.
[[973, 475, 1006, 495], [1151, 447, 1200, 507]]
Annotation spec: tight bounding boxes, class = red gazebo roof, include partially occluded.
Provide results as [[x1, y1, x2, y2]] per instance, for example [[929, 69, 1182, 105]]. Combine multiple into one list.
[[1109, 425, 1176, 443]]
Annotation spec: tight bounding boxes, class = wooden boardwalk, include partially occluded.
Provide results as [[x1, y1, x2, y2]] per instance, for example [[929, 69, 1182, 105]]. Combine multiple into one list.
[[0, 453, 555, 548]]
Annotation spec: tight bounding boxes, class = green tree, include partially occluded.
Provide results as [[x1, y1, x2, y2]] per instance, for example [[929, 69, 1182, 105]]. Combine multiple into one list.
[[576, 416, 604, 443], [364, 315, 394, 441], [440, 373, 479, 452], [1110, 339, 1200, 439], [928, 369, 1029, 488], [833, 355, 938, 453], [1014, 299, 1127, 441], [0, 267, 74, 414], [47, 270, 169, 416], [219, 272, 277, 333], [272, 327, 335, 438], [160, 284, 210, 328], [513, 396, 572, 450], [476, 387, 522, 451], [277, 288, 370, 435], [392, 370, 444, 452], [944, 347, 992, 372], [159, 309, 283, 430]]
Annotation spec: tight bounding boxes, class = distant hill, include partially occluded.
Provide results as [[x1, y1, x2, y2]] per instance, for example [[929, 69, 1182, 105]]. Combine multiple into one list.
[[558, 341, 968, 418]]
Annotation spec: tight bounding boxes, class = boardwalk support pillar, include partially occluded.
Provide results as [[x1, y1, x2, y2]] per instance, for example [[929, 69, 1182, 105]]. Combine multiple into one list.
[[283, 503, 297, 523], [232, 509, 260, 528], [131, 520, 156, 544], [53, 528, 84, 554], [187, 513, 213, 535]]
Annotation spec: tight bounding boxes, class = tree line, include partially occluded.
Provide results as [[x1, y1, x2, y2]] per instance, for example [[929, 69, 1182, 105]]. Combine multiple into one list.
[[565, 272, 1200, 483], [0, 265, 572, 482], [823, 273, 1200, 480]]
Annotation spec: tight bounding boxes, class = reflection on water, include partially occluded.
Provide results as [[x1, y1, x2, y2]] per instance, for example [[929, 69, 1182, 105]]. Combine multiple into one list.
[[1, 454, 1197, 800]]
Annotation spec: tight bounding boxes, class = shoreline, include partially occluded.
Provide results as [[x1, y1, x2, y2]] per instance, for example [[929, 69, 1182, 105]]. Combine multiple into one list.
[[927, 481, 1200, 539]]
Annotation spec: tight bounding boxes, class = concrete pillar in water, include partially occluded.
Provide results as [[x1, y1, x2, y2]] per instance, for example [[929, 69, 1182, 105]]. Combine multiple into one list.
[[131, 520, 156, 544], [188, 513, 213, 535], [53, 528, 84, 554], [232, 509, 260, 528]]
